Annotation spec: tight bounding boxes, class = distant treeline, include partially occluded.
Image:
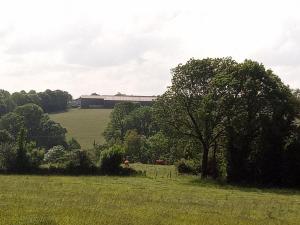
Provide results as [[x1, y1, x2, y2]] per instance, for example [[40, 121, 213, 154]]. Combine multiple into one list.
[[0, 89, 72, 116], [0, 89, 134, 175]]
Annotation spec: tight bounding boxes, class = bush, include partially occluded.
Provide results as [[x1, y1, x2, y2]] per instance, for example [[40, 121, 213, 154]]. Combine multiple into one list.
[[67, 138, 81, 150], [99, 145, 124, 173], [0, 143, 17, 170], [144, 132, 170, 163], [0, 129, 14, 143], [92, 143, 109, 162], [175, 158, 200, 175], [124, 130, 143, 162], [64, 149, 95, 173], [15, 127, 32, 172], [28, 147, 45, 169], [44, 145, 65, 164], [0, 138, 44, 172]]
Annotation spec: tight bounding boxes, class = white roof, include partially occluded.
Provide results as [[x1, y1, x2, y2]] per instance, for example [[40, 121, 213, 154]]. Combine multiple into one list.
[[80, 95, 157, 102]]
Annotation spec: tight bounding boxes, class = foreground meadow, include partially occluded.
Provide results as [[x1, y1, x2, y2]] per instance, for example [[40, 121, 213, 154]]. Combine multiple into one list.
[[0, 164, 299, 225]]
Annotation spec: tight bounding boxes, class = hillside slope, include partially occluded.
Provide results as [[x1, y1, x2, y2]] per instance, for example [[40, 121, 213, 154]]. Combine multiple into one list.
[[50, 108, 112, 149]]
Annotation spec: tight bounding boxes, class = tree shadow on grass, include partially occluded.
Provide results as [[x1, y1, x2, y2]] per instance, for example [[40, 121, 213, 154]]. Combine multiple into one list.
[[186, 178, 300, 196], [0, 167, 140, 177]]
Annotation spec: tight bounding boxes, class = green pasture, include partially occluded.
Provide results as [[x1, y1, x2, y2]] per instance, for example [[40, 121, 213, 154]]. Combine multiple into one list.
[[49, 108, 112, 149], [0, 164, 299, 225]]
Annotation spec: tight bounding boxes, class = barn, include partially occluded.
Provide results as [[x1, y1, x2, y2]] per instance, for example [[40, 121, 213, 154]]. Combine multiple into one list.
[[79, 95, 157, 108]]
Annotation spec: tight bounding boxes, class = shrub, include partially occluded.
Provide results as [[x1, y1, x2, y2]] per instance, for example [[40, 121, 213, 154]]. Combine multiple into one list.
[[0, 143, 17, 170], [124, 130, 143, 162], [175, 158, 200, 175], [67, 138, 81, 150], [44, 145, 65, 164], [64, 149, 95, 173], [28, 147, 45, 169], [144, 132, 170, 163], [0, 137, 44, 172], [99, 145, 124, 173], [15, 127, 31, 172], [0, 129, 14, 143], [92, 143, 109, 162]]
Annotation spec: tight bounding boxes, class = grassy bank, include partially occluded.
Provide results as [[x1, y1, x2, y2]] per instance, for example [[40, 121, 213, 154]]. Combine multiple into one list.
[[50, 108, 112, 149], [0, 164, 299, 225]]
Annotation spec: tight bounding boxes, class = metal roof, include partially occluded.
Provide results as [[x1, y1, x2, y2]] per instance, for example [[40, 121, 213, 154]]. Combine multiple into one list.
[[80, 95, 157, 102]]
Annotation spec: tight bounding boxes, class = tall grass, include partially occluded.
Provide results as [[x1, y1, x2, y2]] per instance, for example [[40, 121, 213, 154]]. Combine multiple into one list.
[[0, 164, 299, 225]]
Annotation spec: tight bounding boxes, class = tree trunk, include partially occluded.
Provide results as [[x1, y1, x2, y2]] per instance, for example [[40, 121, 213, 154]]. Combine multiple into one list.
[[201, 145, 209, 179], [212, 142, 217, 179]]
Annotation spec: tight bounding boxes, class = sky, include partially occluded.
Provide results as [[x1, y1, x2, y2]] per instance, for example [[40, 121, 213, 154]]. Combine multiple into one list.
[[0, 0, 300, 98]]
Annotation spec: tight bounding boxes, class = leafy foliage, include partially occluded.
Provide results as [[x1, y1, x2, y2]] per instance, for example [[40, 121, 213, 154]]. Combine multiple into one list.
[[38, 115, 67, 149], [0, 104, 67, 149], [64, 149, 95, 173], [67, 137, 81, 150], [44, 145, 66, 164], [175, 158, 200, 175], [103, 102, 141, 143], [99, 145, 124, 173], [124, 129, 145, 162], [144, 132, 170, 163], [154, 58, 235, 177], [0, 90, 15, 117], [38, 89, 72, 113], [15, 127, 31, 172], [0, 89, 72, 116], [0, 112, 24, 137], [154, 57, 300, 185], [0, 129, 14, 143], [0, 143, 17, 170]]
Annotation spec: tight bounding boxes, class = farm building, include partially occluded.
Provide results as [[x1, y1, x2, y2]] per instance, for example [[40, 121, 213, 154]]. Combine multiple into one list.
[[79, 95, 157, 108]]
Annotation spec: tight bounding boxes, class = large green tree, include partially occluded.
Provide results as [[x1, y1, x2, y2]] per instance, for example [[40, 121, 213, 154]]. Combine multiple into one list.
[[123, 106, 158, 137], [0, 90, 15, 117], [154, 58, 235, 178], [155, 58, 300, 183], [14, 103, 44, 141], [223, 60, 299, 184], [0, 103, 67, 149], [0, 112, 24, 138]]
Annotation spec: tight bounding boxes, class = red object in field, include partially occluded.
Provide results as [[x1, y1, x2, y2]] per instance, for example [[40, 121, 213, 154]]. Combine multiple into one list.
[[155, 159, 165, 165], [124, 160, 129, 167]]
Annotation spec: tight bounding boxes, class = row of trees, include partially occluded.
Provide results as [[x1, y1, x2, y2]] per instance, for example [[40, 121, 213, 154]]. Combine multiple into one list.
[[0, 128, 127, 174], [101, 58, 300, 186], [0, 98, 129, 174], [0, 89, 72, 116], [102, 103, 183, 164], [1, 58, 299, 186], [0, 89, 73, 172], [0, 101, 69, 172], [0, 104, 67, 149]]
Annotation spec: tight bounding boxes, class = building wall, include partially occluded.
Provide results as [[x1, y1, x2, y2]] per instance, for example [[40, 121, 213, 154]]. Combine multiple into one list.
[[80, 98, 105, 108], [80, 98, 154, 108], [103, 100, 153, 108]]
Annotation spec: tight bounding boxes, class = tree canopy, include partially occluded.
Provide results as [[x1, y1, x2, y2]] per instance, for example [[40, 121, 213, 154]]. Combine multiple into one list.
[[154, 58, 300, 184]]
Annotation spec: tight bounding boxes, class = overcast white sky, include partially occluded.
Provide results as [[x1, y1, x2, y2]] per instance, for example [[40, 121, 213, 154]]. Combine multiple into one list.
[[0, 0, 300, 98]]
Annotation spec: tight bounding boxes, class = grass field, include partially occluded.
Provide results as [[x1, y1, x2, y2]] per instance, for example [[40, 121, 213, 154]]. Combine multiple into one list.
[[50, 108, 112, 149], [0, 164, 299, 225]]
